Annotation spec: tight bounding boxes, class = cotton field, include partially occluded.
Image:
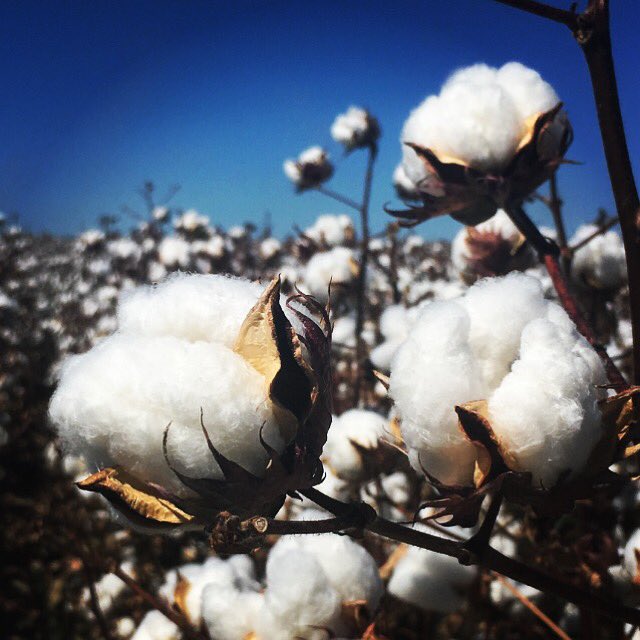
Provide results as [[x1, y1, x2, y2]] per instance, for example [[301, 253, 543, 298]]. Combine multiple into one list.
[[4, 3, 640, 639]]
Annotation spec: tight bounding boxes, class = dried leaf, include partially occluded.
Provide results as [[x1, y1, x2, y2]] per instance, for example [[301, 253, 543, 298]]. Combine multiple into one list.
[[77, 467, 197, 528], [600, 386, 640, 439]]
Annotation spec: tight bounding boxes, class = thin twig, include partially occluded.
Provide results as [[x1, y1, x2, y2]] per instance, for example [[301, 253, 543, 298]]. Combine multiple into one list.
[[80, 551, 115, 640], [492, 0, 578, 28], [569, 216, 620, 253], [315, 186, 362, 212]]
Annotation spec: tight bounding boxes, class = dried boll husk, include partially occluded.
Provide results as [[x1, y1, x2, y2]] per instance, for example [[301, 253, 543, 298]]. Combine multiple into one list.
[[74, 276, 333, 531]]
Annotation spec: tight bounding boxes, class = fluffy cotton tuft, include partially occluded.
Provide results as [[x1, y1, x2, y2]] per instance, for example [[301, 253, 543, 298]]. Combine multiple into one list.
[[131, 611, 179, 640], [283, 146, 334, 190], [331, 106, 380, 150], [623, 529, 640, 578], [401, 62, 559, 184], [174, 209, 210, 233], [570, 224, 627, 290], [322, 409, 389, 481], [393, 163, 420, 201], [49, 274, 292, 495], [389, 273, 607, 487], [388, 535, 476, 613], [157, 236, 191, 268], [303, 247, 357, 299]]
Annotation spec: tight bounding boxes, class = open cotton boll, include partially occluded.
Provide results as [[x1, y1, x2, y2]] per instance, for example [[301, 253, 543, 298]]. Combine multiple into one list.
[[259, 237, 282, 260], [401, 62, 559, 180], [157, 236, 191, 268], [49, 274, 296, 498], [283, 146, 333, 191], [332, 315, 356, 348], [303, 247, 357, 300], [304, 214, 355, 247], [570, 224, 627, 290], [174, 209, 209, 233], [331, 106, 380, 151], [388, 537, 476, 613], [370, 305, 421, 372], [82, 561, 134, 613], [108, 238, 142, 262], [389, 273, 607, 488], [322, 409, 388, 481], [257, 549, 343, 640], [131, 611, 179, 640]]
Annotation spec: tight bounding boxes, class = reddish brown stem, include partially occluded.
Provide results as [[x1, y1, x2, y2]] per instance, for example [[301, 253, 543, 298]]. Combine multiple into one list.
[[493, 0, 578, 27]]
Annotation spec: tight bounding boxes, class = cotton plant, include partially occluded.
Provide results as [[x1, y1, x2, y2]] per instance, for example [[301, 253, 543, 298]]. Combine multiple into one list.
[[49, 273, 332, 530], [283, 146, 334, 192]]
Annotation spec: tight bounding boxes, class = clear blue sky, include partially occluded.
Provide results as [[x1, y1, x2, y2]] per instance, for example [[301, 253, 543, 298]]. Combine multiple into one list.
[[2, 0, 639, 239]]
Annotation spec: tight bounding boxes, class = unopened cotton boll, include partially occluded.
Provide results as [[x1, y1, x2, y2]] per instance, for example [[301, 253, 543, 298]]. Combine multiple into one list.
[[322, 409, 388, 481], [451, 209, 534, 282], [49, 274, 292, 496], [157, 236, 190, 268], [570, 224, 627, 290], [388, 535, 476, 613], [284, 146, 334, 191], [331, 106, 380, 151], [304, 214, 355, 247], [303, 247, 357, 299], [389, 273, 607, 488]]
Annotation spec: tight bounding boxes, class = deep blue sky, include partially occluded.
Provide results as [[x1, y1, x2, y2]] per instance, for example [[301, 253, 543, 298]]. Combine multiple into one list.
[[2, 0, 639, 239]]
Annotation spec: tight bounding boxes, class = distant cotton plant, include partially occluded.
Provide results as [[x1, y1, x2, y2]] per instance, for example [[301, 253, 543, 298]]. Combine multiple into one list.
[[302, 246, 358, 299], [570, 223, 627, 290], [389, 273, 607, 490], [331, 106, 380, 151], [451, 209, 536, 283], [49, 273, 332, 530], [283, 146, 334, 191], [173, 209, 210, 236], [394, 62, 571, 226], [157, 236, 191, 269]]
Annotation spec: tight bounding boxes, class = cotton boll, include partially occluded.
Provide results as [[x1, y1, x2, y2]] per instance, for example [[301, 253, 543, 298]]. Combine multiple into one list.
[[322, 409, 388, 481], [157, 236, 190, 269], [304, 214, 355, 247], [108, 238, 142, 262], [389, 301, 486, 485], [258, 549, 343, 640], [152, 206, 170, 222], [49, 333, 284, 494], [401, 62, 561, 181], [303, 247, 357, 300], [131, 611, 179, 640], [570, 224, 627, 290], [174, 210, 209, 233], [331, 106, 380, 151], [332, 315, 356, 348], [82, 561, 134, 612], [117, 274, 264, 348], [259, 237, 282, 260], [283, 146, 333, 191], [388, 540, 476, 613]]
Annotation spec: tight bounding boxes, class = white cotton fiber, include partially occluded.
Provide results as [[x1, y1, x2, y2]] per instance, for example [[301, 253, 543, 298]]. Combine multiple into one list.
[[393, 163, 420, 200], [157, 236, 191, 268], [388, 537, 476, 613], [389, 273, 607, 487], [303, 247, 357, 299], [331, 106, 379, 150], [624, 529, 640, 577], [322, 409, 388, 481], [370, 305, 420, 372], [131, 611, 179, 640], [284, 146, 333, 190], [570, 224, 627, 290], [257, 549, 343, 640], [401, 62, 559, 184], [202, 587, 263, 640], [49, 274, 294, 497]]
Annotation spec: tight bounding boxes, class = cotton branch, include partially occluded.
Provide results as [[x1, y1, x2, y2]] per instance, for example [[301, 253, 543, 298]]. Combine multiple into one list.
[[296, 487, 640, 627]]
